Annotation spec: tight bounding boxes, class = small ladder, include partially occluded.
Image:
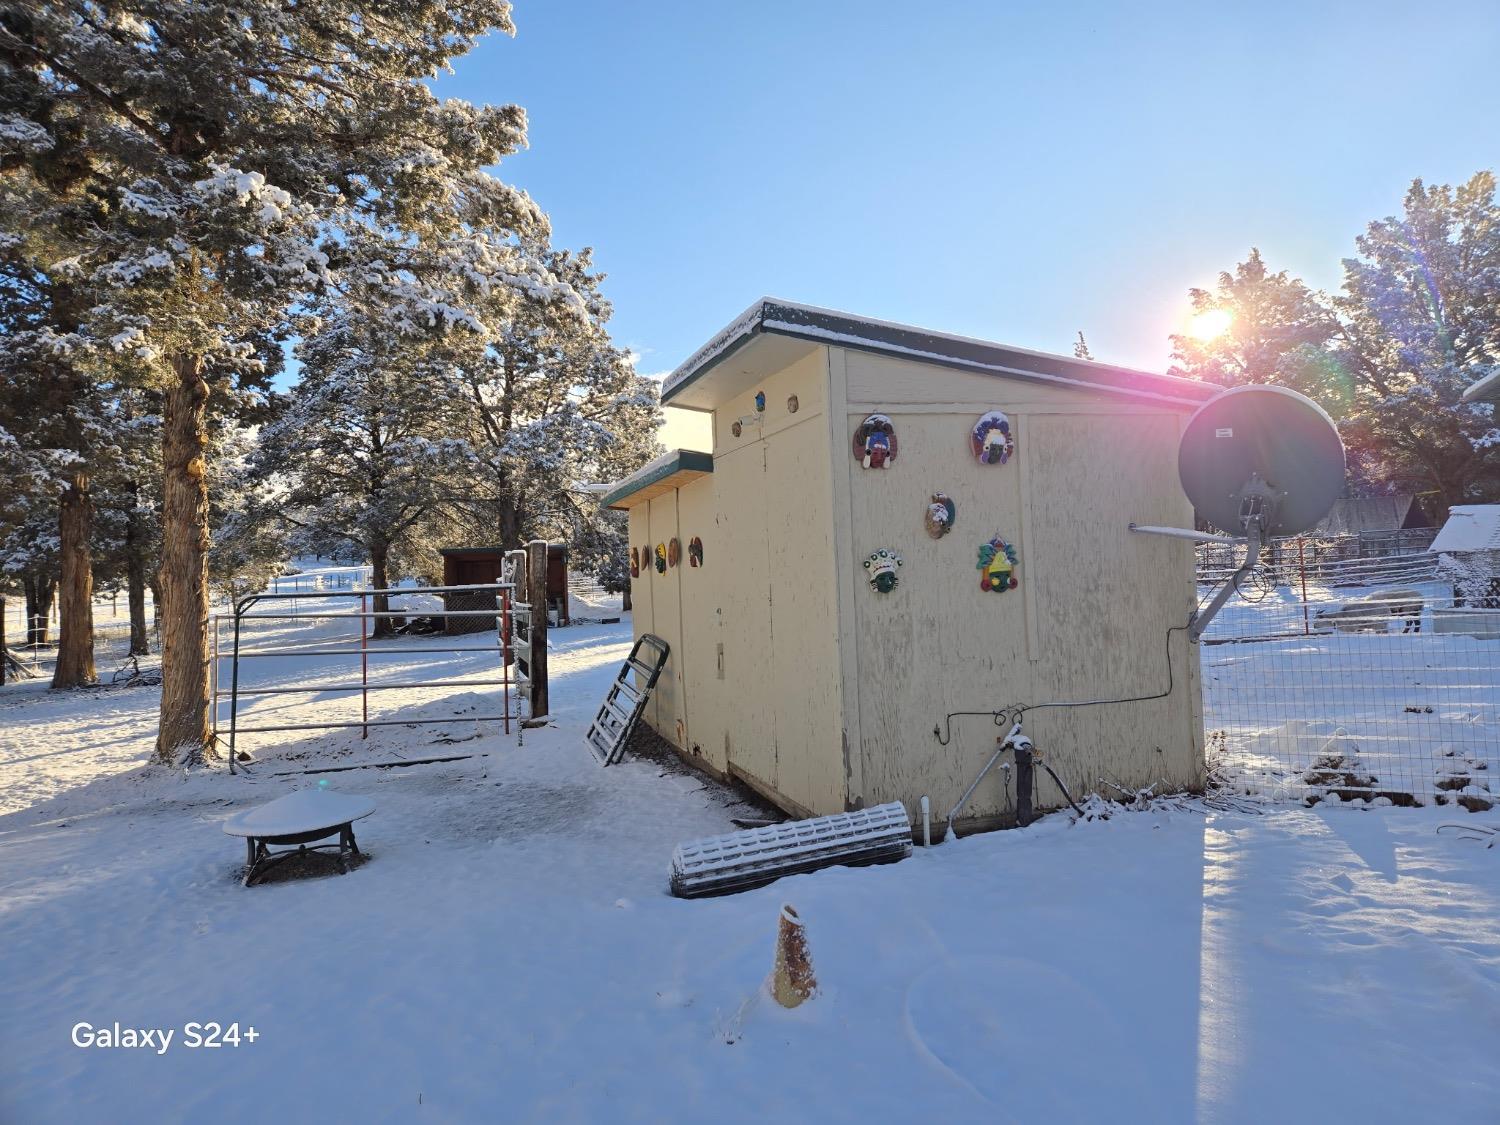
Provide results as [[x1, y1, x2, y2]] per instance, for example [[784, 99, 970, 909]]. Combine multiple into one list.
[[586, 633, 670, 766]]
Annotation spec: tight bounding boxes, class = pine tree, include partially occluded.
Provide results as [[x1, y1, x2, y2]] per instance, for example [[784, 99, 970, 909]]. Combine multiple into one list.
[[1335, 173, 1500, 516], [1168, 249, 1343, 398], [5, 0, 533, 761], [0, 172, 122, 686], [256, 283, 474, 637], [442, 245, 662, 570]]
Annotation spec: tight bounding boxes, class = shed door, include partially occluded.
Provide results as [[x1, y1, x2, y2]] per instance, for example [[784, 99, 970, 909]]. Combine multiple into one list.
[[715, 443, 775, 788]]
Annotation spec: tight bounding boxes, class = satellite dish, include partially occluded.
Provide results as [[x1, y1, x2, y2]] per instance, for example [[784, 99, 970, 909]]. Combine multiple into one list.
[[1130, 384, 1345, 642], [1178, 385, 1345, 537]]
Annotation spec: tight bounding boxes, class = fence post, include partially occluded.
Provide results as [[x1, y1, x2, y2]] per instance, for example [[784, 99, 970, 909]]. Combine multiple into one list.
[[1298, 538, 1310, 636], [527, 539, 549, 719], [500, 589, 511, 735], [360, 590, 369, 740], [0, 595, 6, 687]]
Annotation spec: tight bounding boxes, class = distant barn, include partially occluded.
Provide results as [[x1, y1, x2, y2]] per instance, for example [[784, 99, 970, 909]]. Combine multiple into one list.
[[1309, 494, 1431, 537], [438, 545, 570, 634]]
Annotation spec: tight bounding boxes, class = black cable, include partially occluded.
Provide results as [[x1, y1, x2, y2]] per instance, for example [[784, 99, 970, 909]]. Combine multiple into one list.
[[934, 621, 1192, 745]]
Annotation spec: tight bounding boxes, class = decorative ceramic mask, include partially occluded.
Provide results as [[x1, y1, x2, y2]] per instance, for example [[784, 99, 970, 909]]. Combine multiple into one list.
[[972, 411, 1015, 466], [688, 537, 704, 567], [654, 544, 667, 574], [852, 414, 898, 469], [864, 548, 904, 593], [668, 538, 681, 568], [977, 537, 1019, 592], [630, 547, 639, 578], [925, 493, 956, 538]]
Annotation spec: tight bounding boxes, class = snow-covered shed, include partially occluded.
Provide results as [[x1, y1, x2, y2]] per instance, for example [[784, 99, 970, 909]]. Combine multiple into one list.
[[1429, 505, 1500, 613], [603, 299, 1217, 830]]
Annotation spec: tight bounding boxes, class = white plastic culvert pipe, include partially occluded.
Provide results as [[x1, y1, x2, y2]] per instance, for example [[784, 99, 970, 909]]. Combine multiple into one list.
[[920, 796, 931, 847]]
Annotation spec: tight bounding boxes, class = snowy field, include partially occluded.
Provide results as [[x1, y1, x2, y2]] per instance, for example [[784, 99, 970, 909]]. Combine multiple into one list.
[[4, 582, 1500, 1121], [1201, 580, 1500, 806]]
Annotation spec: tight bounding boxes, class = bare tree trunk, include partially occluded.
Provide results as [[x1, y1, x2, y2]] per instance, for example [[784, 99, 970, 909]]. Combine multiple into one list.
[[156, 355, 213, 764], [369, 540, 403, 638], [24, 575, 54, 646], [498, 499, 521, 553], [51, 470, 96, 687], [127, 490, 149, 656]]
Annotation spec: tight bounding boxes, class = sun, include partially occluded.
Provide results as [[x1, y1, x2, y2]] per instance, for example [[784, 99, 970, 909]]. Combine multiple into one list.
[[1187, 307, 1233, 342]]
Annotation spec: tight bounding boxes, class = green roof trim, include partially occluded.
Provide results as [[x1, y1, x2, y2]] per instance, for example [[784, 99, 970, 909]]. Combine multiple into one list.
[[601, 449, 715, 510]]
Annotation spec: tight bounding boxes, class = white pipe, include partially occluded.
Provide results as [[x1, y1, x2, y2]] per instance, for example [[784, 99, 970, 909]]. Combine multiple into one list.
[[1129, 523, 1244, 545], [920, 796, 931, 847]]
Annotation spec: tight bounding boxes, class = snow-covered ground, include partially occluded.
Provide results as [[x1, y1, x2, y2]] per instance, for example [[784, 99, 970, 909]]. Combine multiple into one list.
[[1200, 580, 1500, 805], [4, 579, 1500, 1121]]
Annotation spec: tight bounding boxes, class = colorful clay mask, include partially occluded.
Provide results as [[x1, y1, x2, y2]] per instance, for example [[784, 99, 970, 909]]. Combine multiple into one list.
[[852, 414, 898, 469], [654, 544, 667, 574], [972, 411, 1015, 465], [630, 547, 639, 578], [864, 548, 904, 593], [925, 493, 956, 538], [688, 537, 704, 567], [668, 538, 681, 568], [977, 537, 1019, 592]]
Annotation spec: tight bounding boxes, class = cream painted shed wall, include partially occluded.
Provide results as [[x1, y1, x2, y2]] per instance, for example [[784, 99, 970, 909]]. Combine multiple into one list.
[[629, 338, 1204, 830], [628, 349, 847, 816], [835, 348, 1203, 825]]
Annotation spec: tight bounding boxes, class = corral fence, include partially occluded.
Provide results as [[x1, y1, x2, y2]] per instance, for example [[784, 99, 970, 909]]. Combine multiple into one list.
[[213, 582, 521, 772], [1197, 531, 1499, 810]]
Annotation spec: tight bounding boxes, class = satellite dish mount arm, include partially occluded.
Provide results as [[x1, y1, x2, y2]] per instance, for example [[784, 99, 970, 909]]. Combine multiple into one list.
[[1187, 473, 1274, 644]]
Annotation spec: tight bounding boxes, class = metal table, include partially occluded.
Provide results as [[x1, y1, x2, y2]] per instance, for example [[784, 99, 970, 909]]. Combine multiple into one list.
[[223, 790, 376, 886]]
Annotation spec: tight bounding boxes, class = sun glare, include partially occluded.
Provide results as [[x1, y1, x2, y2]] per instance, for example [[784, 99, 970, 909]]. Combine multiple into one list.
[[1187, 307, 1233, 342]]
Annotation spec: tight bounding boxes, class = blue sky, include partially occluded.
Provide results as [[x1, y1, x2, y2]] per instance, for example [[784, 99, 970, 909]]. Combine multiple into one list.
[[434, 0, 1499, 376]]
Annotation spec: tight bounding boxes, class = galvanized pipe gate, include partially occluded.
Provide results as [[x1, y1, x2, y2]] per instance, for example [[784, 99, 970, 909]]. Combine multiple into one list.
[[213, 581, 522, 773]]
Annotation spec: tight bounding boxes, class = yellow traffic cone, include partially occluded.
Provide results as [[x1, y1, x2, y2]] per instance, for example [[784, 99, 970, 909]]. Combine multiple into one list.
[[771, 904, 816, 1008]]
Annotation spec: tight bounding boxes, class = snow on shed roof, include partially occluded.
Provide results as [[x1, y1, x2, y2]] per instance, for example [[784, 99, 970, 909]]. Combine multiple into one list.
[[661, 298, 1220, 410], [1429, 505, 1500, 554]]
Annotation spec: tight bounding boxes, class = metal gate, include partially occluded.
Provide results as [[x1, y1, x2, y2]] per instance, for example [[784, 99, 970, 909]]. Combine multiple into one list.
[[213, 582, 518, 772]]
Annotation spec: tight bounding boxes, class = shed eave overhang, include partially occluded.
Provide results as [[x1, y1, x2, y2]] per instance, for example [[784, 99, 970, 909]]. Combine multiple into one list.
[[660, 298, 1221, 411], [601, 449, 715, 511]]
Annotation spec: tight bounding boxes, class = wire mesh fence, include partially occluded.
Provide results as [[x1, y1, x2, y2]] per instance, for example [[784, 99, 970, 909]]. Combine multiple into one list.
[[1199, 533, 1500, 811], [1, 618, 159, 683]]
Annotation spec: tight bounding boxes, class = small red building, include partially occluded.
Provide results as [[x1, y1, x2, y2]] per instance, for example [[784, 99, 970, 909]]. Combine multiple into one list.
[[438, 545, 571, 633]]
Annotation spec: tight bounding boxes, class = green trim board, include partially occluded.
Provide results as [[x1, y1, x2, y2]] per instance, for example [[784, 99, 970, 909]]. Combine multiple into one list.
[[662, 297, 1220, 410], [601, 449, 715, 510]]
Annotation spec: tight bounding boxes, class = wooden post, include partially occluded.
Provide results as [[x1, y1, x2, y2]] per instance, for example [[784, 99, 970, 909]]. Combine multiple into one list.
[[1, 595, 6, 687], [526, 539, 549, 718]]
